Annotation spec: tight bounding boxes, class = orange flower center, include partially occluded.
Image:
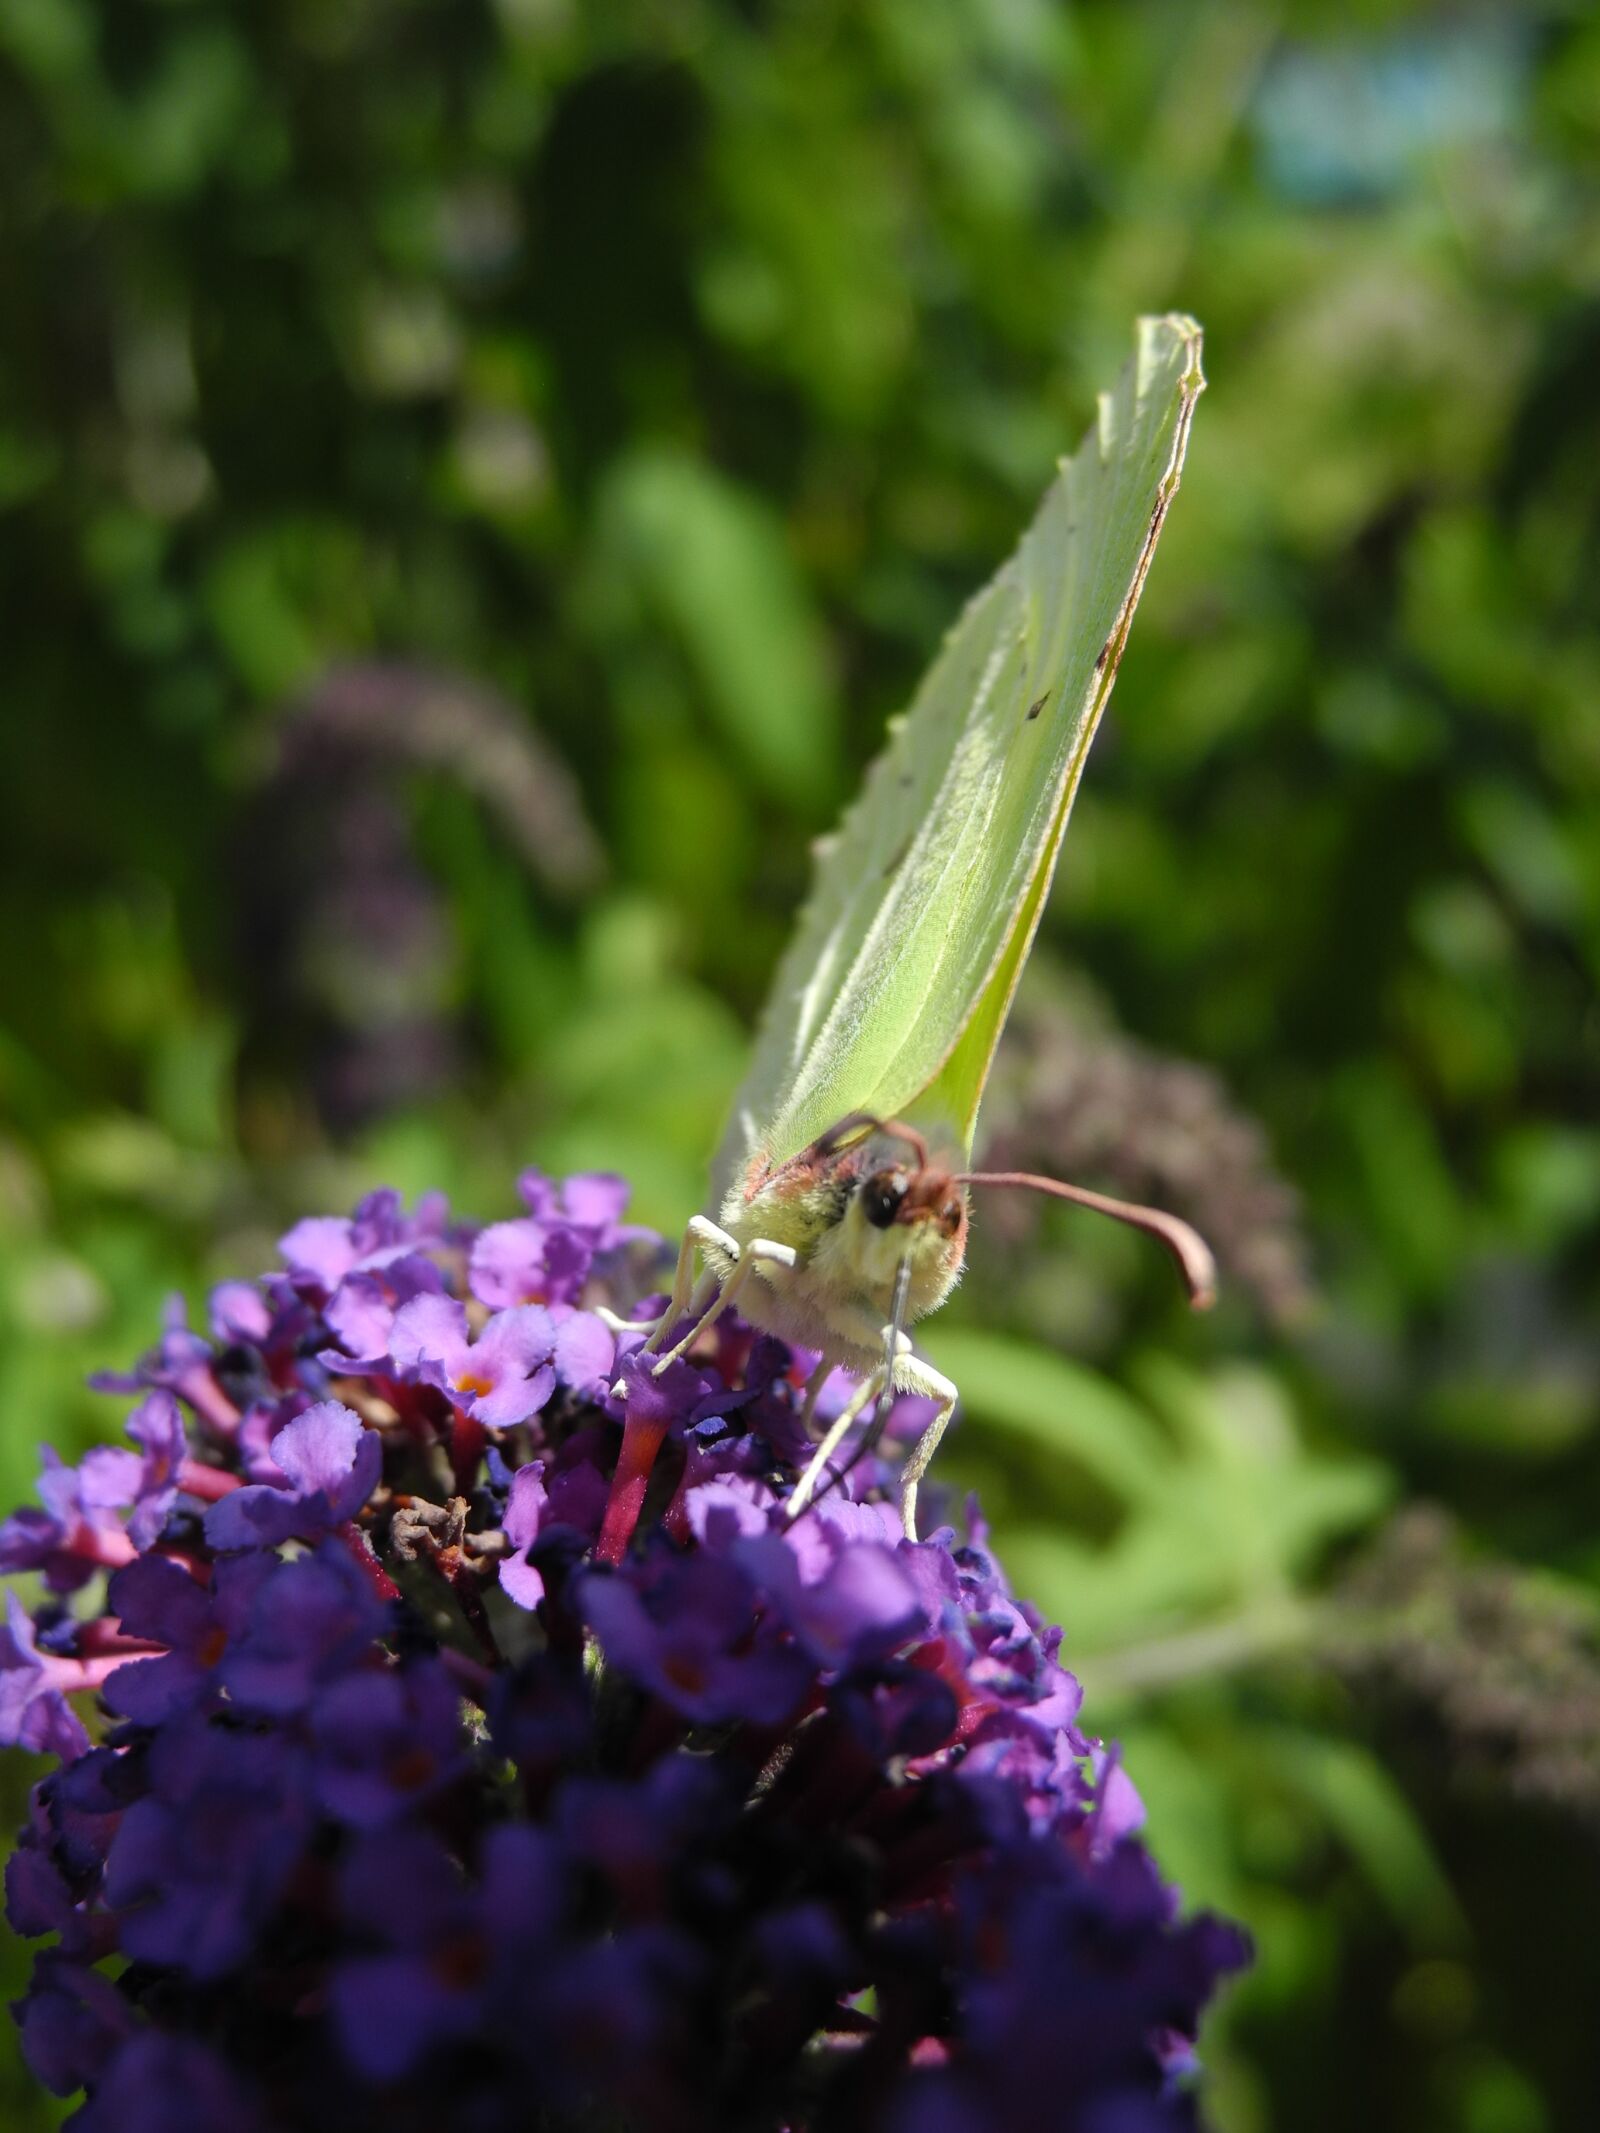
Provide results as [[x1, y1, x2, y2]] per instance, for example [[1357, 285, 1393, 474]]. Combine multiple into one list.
[[431, 1931, 488, 1991], [663, 1654, 708, 1697], [388, 1747, 437, 1792]]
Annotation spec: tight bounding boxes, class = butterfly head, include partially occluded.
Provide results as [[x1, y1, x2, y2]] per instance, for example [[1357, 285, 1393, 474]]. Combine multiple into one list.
[[719, 1115, 969, 1362], [855, 1144, 966, 1244], [837, 1128, 969, 1305], [781, 1114, 968, 1291]]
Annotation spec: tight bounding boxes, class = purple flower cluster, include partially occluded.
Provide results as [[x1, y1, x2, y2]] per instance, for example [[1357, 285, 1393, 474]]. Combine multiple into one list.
[[2, 1171, 1247, 2131]]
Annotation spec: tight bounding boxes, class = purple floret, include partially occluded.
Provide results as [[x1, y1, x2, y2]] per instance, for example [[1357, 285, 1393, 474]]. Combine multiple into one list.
[[89, 1294, 239, 1434], [498, 1460, 551, 1608], [279, 1187, 450, 1296], [0, 1597, 93, 1760], [470, 1217, 590, 1309], [331, 1819, 571, 2081], [577, 1548, 816, 1727], [100, 1715, 314, 1978], [214, 1543, 388, 1716], [390, 1294, 558, 1429], [122, 1392, 191, 1550], [0, 1448, 140, 1594], [12, 1952, 132, 2098], [70, 2033, 271, 2133], [309, 1656, 470, 1827], [203, 1400, 380, 1551], [102, 1553, 274, 1725], [319, 1250, 448, 1371]]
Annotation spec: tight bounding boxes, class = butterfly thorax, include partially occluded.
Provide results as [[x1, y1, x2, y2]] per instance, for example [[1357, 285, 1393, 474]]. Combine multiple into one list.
[[712, 1139, 967, 1371]]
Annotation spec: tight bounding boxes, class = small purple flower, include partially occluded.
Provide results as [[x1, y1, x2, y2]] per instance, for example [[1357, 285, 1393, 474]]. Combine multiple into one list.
[[554, 1752, 733, 1909], [279, 1214, 371, 1292], [207, 1279, 275, 1345], [549, 1304, 616, 1392], [689, 1480, 927, 1673], [470, 1218, 592, 1309], [537, 1924, 707, 2116], [319, 1250, 447, 1370], [834, 1657, 962, 1759], [5, 1832, 89, 1951], [683, 1472, 778, 1549], [471, 1171, 653, 1310], [741, 1526, 930, 1672], [70, 2033, 270, 2133], [499, 1462, 551, 1609], [686, 1335, 817, 1471], [0, 1448, 140, 1592], [123, 1390, 189, 1550], [1089, 1744, 1147, 1855], [495, 1439, 615, 1613], [960, 1590, 1085, 1747], [390, 1294, 557, 1428], [280, 1189, 452, 1296], [12, 1951, 132, 2097], [331, 1821, 567, 2082], [214, 1543, 388, 1716], [34, 1746, 138, 1887], [90, 1294, 237, 1434], [203, 1400, 380, 1551], [578, 1550, 813, 1728], [0, 1596, 96, 1759], [518, 1167, 649, 1250], [488, 1650, 595, 1781], [309, 1657, 471, 1827], [102, 1553, 275, 1725], [102, 1714, 314, 1979]]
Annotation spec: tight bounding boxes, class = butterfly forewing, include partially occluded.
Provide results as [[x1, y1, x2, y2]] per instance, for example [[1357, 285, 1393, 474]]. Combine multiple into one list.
[[714, 314, 1205, 1202]]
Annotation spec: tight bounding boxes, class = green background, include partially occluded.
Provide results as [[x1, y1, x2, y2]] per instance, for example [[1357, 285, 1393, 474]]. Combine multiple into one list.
[[2, 3, 1598, 2127]]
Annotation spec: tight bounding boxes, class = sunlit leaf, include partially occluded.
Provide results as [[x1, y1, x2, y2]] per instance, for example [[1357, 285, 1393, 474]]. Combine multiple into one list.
[[595, 448, 838, 806]]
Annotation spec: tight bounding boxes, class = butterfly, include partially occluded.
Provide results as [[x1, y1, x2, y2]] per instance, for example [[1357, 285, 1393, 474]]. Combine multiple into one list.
[[605, 316, 1215, 1535]]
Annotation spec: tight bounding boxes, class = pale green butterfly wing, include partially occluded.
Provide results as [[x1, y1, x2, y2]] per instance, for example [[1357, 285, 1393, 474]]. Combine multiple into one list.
[[714, 314, 1204, 1199]]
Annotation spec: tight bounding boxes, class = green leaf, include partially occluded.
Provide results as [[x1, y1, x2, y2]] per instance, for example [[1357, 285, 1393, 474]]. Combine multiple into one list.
[[596, 448, 838, 806], [1265, 1730, 1468, 1951], [925, 1324, 1171, 1503]]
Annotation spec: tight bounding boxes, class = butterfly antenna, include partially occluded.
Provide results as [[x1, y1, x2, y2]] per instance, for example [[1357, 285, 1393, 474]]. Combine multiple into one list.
[[956, 1171, 1218, 1309], [785, 1253, 915, 1526], [805, 1114, 930, 1170]]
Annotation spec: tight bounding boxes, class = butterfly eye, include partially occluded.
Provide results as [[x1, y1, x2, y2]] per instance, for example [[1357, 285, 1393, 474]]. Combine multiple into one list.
[[861, 1169, 909, 1229]]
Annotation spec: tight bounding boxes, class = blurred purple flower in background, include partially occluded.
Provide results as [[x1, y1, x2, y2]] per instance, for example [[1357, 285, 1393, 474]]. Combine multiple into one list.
[[1, 1168, 1247, 2131]]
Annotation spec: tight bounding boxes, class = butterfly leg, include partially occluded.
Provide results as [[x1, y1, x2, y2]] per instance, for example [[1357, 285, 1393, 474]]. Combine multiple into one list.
[[891, 1353, 959, 1540], [639, 1215, 738, 1355], [797, 1353, 832, 1434], [648, 1227, 796, 1374], [599, 1217, 736, 1399], [596, 1215, 740, 1345], [596, 1220, 704, 1339], [785, 1354, 894, 1519]]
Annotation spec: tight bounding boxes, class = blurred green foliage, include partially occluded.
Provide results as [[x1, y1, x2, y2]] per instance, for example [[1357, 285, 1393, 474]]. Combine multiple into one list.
[[2, 2, 1599, 2128]]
